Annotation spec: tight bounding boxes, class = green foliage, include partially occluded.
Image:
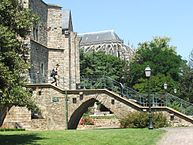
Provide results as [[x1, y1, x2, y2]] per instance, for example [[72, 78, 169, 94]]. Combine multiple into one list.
[[189, 49, 193, 68], [178, 63, 193, 102], [129, 37, 184, 94], [0, 0, 38, 109], [134, 74, 177, 93], [120, 112, 148, 128], [153, 112, 168, 128], [80, 50, 129, 84], [120, 111, 168, 128], [168, 101, 181, 112]]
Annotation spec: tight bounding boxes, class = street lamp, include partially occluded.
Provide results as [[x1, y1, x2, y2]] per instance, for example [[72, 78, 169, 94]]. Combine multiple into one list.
[[164, 82, 167, 90], [164, 82, 167, 106], [174, 88, 177, 94], [145, 66, 153, 129]]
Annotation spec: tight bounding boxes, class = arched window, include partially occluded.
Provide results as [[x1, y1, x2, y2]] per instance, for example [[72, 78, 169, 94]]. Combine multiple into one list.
[[33, 26, 39, 41]]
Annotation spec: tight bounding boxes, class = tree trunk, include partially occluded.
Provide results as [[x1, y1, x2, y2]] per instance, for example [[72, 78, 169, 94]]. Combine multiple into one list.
[[0, 105, 11, 127]]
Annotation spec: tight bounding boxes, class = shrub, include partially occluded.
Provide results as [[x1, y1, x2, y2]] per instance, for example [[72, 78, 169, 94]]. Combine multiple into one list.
[[153, 112, 168, 128], [120, 111, 168, 128], [120, 112, 148, 128]]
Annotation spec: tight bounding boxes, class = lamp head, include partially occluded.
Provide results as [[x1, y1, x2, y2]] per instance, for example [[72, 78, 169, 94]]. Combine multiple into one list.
[[145, 66, 151, 77], [164, 82, 167, 90]]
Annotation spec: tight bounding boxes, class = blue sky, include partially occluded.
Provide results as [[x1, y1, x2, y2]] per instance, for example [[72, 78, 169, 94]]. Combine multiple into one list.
[[45, 0, 193, 60]]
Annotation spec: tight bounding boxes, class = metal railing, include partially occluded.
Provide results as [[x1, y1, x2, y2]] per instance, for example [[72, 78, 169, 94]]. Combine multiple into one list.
[[166, 93, 193, 115], [28, 74, 193, 116], [80, 75, 193, 116]]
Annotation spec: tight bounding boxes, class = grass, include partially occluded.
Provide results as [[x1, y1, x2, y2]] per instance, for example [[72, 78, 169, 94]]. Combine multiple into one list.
[[0, 128, 165, 145]]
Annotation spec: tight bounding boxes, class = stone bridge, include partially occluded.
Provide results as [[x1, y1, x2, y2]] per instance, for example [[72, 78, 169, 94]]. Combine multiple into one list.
[[3, 84, 193, 130], [28, 84, 193, 130]]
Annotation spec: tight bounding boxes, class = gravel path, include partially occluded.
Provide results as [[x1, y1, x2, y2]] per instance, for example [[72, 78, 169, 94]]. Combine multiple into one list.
[[157, 127, 193, 145]]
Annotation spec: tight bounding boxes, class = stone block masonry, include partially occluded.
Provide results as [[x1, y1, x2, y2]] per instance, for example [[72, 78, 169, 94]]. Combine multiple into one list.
[[2, 106, 31, 129], [3, 85, 193, 130], [22, 0, 81, 89]]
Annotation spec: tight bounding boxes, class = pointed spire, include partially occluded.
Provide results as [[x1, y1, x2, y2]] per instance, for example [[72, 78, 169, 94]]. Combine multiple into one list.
[[62, 10, 73, 32]]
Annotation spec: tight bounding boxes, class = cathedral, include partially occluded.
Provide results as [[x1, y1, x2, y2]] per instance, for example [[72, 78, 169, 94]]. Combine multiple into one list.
[[79, 30, 135, 61]]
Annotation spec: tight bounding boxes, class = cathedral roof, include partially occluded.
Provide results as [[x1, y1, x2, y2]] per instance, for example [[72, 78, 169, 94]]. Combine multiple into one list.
[[79, 30, 123, 45]]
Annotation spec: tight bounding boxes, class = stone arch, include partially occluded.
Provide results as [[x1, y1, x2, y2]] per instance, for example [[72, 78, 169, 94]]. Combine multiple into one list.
[[68, 92, 137, 129], [68, 98, 96, 129]]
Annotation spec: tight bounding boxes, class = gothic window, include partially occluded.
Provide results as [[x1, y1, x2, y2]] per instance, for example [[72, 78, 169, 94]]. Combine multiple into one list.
[[40, 63, 44, 76], [36, 28, 38, 41], [33, 26, 39, 41], [33, 27, 35, 40]]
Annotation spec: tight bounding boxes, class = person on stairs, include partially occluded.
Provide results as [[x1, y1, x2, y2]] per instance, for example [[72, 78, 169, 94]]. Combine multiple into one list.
[[51, 64, 60, 86]]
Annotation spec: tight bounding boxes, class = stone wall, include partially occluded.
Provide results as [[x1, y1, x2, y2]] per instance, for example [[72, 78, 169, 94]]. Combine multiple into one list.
[[3, 106, 31, 129], [48, 49, 65, 86], [162, 111, 193, 127], [62, 32, 81, 89], [30, 40, 48, 83], [29, 0, 48, 46], [78, 118, 120, 129], [47, 32, 80, 89], [30, 86, 67, 130], [47, 5, 63, 49], [23, 0, 80, 90]]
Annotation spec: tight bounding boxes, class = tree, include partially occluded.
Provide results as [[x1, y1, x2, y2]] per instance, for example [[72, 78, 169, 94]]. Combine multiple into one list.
[[128, 37, 184, 94], [80, 50, 129, 85], [178, 63, 193, 102], [178, 51, 193, 102], [0, 0, 38, 126], [189, 49, 193, 68]]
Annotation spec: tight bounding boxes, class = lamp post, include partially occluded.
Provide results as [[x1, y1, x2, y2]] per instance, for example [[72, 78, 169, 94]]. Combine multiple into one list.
[[145, 66, 153, 129], [65, 90, 68, 130], [164, 82, 167, 106]]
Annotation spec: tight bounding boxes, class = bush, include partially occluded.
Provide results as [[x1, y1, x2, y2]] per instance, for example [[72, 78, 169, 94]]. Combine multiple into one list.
[[120, 112, 148, 128], [120, 111, 168, 128], [153, 112, 168, 128]]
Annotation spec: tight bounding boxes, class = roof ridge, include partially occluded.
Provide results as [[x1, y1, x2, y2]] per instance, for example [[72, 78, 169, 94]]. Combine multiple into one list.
[[79, 30, 114, 35]]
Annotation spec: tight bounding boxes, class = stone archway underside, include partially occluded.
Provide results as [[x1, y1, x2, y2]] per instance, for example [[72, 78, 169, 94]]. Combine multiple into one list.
[[68, 98, 96, 129]]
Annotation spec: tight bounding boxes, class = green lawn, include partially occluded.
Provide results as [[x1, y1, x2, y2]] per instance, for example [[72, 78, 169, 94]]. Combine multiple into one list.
[[0, 128, 164, 145]]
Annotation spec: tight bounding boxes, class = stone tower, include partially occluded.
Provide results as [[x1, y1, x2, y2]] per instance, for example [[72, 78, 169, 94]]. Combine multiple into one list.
[[22, 0, 80, 89]]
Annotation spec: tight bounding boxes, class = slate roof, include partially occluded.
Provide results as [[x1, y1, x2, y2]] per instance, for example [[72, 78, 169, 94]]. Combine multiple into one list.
[[62, 10, 73, 31], [79, 30, 123, 45]]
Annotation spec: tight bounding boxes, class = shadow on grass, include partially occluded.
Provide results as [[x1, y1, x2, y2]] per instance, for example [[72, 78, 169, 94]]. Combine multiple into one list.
[[0, 134, 45, 145]]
